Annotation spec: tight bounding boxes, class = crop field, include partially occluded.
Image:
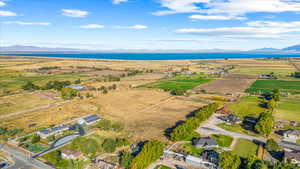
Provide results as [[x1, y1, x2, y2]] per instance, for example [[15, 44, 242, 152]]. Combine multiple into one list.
[[141, 79, 211, 92], [232, 66, 296, 76], [195, 74, 256, 94], [246, 80, 300, 94]]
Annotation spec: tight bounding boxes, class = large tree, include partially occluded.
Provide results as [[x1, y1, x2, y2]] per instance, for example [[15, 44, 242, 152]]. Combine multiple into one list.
[[219, 151, 241, 169], [255, 112, 274, 136]]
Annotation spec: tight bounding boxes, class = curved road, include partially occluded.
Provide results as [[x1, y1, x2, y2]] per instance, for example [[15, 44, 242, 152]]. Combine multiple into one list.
[[198, 114, 300, 151]]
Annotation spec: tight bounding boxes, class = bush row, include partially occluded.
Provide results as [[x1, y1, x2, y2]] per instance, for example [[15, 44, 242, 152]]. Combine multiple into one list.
[[169, 102, 219, 141]]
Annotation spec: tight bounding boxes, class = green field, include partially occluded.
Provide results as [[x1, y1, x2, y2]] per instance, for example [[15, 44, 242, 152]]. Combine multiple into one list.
[[226, 96, 266, 118], [233, 139, 258, 158], [141, 78, 211, 92], [218, 123, 260, 137], [0, 69, 89, 90], [233, 66, 295, 76], [211, 134, 233, 147], [274, 97, 300, 122], [181, 142, 204, 156], [246, 80, 300, 94], [23, 142, 48, 153], [155, 165, 172, 169]]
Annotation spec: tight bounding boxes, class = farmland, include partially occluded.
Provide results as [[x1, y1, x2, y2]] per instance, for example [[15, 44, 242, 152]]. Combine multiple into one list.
[[246, 80, 300, 94], [141, 78, 211, 93]]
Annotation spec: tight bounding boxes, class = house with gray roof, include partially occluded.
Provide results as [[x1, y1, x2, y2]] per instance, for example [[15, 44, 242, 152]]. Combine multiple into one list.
[[284, 151, 300, 167], [192, 137, 218, 149], [37, 125, 69, 139], [78, 114, 101, 125], [283, 130, 300, 143]]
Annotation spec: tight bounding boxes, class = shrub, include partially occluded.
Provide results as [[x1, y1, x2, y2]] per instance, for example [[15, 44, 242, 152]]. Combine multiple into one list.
[[31, 134, 41, 144]]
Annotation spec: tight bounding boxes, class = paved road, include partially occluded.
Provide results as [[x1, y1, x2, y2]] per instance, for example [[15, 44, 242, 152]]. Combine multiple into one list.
[[0, 144, 53, 169], [198, 114, 300, 151], [33, 133, 80, 158]]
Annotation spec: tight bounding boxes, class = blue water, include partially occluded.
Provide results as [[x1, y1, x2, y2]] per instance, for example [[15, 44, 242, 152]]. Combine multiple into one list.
[[3, 53, 300, 60]]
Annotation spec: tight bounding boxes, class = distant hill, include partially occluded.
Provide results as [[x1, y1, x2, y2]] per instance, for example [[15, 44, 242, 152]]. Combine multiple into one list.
[[247, 48, 282, 53], [0, 45, 87, 53], [283, 44, 300, 52]]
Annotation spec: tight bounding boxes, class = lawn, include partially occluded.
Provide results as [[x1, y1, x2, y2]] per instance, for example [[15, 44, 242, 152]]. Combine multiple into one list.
[[233, 139, 259, 158], [217, 123, 260, 137], [226, 96, 266, 118], [22, 142, 48, 153], [227, 95, 300, 122], [181, 142, 204, 156], [246, 80, 300, 94], [211, 134, 233, 147], [141, 78, 211, 92], [155, 165, 172, 169], [273, 97, 300, 122]]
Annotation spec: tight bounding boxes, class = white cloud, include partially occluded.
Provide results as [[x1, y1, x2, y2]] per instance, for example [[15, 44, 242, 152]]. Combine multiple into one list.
[[189, 14, 246, 20], [0, 10, 17, 16], [247, 21, 300, 28], [0, 1, 6, 7], [3, 21, 51, 26], [112, 0, 128, 4], [176, 26, 300, 39], [115, 25, 148, 29], [154, 0, 300, 16], [62, 9, 89, 18], [80, 24, 104, 29]]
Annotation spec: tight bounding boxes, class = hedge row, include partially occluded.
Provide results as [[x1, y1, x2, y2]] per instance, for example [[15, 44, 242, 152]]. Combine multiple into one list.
[[130, 140, 164, 169], [169, 103, 219, 141]]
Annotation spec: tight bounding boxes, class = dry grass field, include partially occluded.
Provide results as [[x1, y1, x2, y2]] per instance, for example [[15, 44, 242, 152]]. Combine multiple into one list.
[[1, 56, 299, 142]]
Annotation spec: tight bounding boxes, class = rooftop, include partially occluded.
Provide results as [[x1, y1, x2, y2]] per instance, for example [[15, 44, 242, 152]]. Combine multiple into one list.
[[285, 151, 300, 161], [62, 149, 83, 158], [83, 114, 101, 123]]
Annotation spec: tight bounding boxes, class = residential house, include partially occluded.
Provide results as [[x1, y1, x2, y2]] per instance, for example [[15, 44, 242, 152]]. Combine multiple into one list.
[[61, 149, 84, 160], [243, 117, 257, 125], [220, 114, 242, 124], [65, 85, 86, 91], [192, 137, 218, 149], [259, 74, 272, 79], [37, 125, 69, 139], [284, 151, 300, 167], [77, 114, 101, 125], [201, 150, 219, 164], [283, 130, 300, 143]]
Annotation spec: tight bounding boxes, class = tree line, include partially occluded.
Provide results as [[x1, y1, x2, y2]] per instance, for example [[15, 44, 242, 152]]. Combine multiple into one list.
[[169, 102, 219, 141]]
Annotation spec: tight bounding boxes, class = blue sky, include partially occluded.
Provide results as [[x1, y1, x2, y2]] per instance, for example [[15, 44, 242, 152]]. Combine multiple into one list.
[[1, 0, 300, 50]]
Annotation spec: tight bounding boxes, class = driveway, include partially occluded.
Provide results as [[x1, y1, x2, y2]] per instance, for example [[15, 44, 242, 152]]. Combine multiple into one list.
[[197, 114, 300, 151]]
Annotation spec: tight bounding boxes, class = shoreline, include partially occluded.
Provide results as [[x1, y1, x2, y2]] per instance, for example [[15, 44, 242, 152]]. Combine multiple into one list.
[[1, 53, 300, 61]]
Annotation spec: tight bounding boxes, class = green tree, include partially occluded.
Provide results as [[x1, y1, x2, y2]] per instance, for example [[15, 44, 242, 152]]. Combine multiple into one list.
[[102, 138, 117, 153], [130, 140, 164, 169], [219, 151, 241, 169], [22, 81, 40, 91], [274, 161, 298, 169], [272, 89, 280, 102], [119, 151, 133, 169], [255, 112, 274, 136], [74, 79, 81, 84], [31, 134, 41, 144], [267, 99, 276, 113], [171, 87, 184, 96], [61, 88, 78, 100], [265, 139, 280, 152]]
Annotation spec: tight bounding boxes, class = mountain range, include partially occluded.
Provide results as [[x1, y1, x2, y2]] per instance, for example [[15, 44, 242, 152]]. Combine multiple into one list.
[[1, 44, 300, 54]]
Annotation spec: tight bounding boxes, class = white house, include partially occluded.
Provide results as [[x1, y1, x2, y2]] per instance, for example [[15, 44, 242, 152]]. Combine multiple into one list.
[[61, 149, 84, 160]]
